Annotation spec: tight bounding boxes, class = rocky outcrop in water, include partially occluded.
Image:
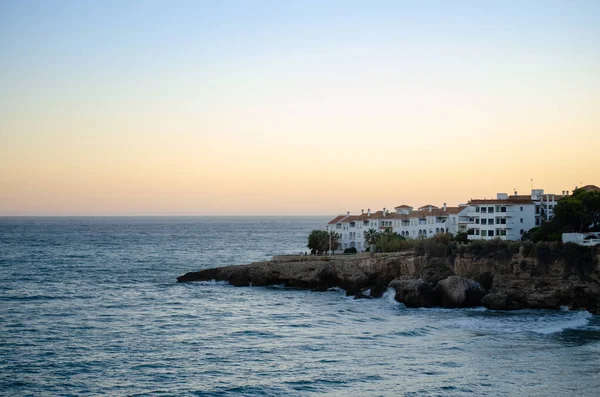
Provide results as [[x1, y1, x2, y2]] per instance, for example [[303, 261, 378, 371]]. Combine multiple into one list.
[[434, 275, 486, 308], [388, 278, 437, 308], [177, 245, 600, 314]]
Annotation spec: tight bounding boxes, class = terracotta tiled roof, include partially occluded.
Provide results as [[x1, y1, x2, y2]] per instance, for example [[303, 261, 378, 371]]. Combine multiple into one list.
[[468, 198, 533, 205], [580, 185, 600, 192], [442, 206, 467, 215], [394, 205, 413, 209], [332, 206, 465, 224], [418, 204, 439, 210], [327, 215, 348, 225]]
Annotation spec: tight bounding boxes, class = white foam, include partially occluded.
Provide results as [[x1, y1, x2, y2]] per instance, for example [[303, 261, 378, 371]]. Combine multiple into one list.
[[448, 310, 592, 335], [381, 287, 407, 309], [194, 280, 230, 286]]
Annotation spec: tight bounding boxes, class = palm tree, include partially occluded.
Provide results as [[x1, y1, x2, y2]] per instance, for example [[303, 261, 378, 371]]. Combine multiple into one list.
[[364, 228, 379, 253], [329, 231, 340, 254]]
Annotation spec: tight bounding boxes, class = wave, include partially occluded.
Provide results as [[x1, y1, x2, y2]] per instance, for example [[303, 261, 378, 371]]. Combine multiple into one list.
[[191, 280, 230, 286], [448, 309, 592, 335]]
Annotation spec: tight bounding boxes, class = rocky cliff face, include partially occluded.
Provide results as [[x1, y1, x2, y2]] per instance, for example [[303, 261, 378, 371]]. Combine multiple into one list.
[[177, 247, 600, 314], [453, 248, 600, 313]]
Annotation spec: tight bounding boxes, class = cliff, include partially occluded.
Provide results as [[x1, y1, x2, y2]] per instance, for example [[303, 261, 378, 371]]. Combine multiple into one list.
[[177, 245, 600, 314]]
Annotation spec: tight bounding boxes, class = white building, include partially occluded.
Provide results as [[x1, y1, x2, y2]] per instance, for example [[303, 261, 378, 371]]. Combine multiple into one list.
[[327, 186, 585, 247], [465, 189, 570, 240], [328, 204, 469, 251]]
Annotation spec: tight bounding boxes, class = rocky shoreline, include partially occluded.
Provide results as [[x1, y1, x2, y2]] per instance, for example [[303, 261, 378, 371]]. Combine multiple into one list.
[[177, 248, 600, 314]]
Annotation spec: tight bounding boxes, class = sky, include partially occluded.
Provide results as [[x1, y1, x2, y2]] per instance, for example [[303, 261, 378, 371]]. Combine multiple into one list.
[[1, 0, 599, 215]]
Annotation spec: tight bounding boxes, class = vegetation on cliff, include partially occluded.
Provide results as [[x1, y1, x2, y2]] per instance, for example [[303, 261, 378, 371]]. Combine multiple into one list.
[[523, 187, 600, 242]]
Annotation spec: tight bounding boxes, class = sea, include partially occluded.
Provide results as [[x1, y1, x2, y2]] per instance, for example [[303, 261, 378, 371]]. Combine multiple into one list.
[[1, 216, 599, 396]]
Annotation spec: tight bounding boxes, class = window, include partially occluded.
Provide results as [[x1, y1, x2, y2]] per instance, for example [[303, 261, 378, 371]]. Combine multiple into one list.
[[475, 230, 480, 235], [488, 230, 494, 237], [520, 229, 524, 235], [481, 219, 487, 225], [520, 206, 523, 211], [489, 219, 494, 225], [481, 230, 487, 237], [476, 218, 480, 224], [481, 207, 487, 213], [520, 218, 523, 223], [499, 218, 506, 225], [475, 207, 480, 213], [501, 206, 506, 213], [488, 207, 494, 213]]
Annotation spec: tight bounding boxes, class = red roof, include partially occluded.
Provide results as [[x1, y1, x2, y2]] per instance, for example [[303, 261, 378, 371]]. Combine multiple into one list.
[[327, 215, 348, 225], [468, 198, 533, 205]]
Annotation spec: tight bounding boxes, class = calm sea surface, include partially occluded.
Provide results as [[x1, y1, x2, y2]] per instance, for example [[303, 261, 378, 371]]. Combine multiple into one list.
[[1, 217, 599, 396]]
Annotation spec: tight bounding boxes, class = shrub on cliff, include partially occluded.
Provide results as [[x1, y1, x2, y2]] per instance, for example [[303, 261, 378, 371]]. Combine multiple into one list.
[[563, 243, 597, 279], [456, 238, 519, 259], [453, 231, 469, 244]]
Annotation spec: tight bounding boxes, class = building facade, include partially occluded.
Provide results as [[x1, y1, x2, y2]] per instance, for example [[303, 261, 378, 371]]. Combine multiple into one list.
[[327, 187, 583, 248]]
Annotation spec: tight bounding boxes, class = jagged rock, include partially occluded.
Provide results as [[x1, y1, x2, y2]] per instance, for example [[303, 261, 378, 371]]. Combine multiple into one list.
[[481, 292, 509, 310], [389, 278, 437, 307], [369, 284, 387, 298], [434, 276, 485, 308], [354, 292, 373, 300], [177, 246, 600, 314], [419, 258, 454, 285]]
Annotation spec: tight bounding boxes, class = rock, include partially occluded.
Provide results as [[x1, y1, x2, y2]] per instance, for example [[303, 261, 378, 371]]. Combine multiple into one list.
[[369, 284, 387, 298], [354, 292, 373, 300], [389, 278, 437, 307], [419, 258, 454, 285], [177, 246, 600, 314], [345, 284, 362, 296], [228, 269, 251, 287], [481, 292, 509, 310], [434, 276, 485, 308]]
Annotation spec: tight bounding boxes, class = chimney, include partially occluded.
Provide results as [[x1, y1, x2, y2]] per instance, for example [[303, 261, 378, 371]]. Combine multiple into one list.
[[367, 208, 371, 216], [346, 211, 350, 216], [514, 190, 518, 195], [383, 207, 386, 217], [443, 203, 447, 211], [428, 206, 432, 213], [361, 209, 364, 215]]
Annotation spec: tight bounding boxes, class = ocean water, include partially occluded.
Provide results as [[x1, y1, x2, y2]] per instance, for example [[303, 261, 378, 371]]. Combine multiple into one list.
[[1, 217, 599, 397]]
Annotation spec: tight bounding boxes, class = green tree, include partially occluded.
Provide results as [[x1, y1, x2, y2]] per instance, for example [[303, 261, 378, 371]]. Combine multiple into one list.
[[376, 227, 408, 252], [453, 231, 469, 244], [364, 228, 379, 252], [329, 231, 340, 253], [307, 230, 329, 254], [553, 188, 600, 232]]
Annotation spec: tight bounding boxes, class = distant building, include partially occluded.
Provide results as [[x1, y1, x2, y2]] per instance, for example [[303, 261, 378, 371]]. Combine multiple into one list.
[[466, 189, 569, 240], [327, 185, 598, 248], [562, 233, 600, 246], [328, 204, 469, 251]]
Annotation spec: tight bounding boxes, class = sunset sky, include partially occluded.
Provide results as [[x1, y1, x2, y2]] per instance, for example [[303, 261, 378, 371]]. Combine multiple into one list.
[[1, 1, 599, 215]]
